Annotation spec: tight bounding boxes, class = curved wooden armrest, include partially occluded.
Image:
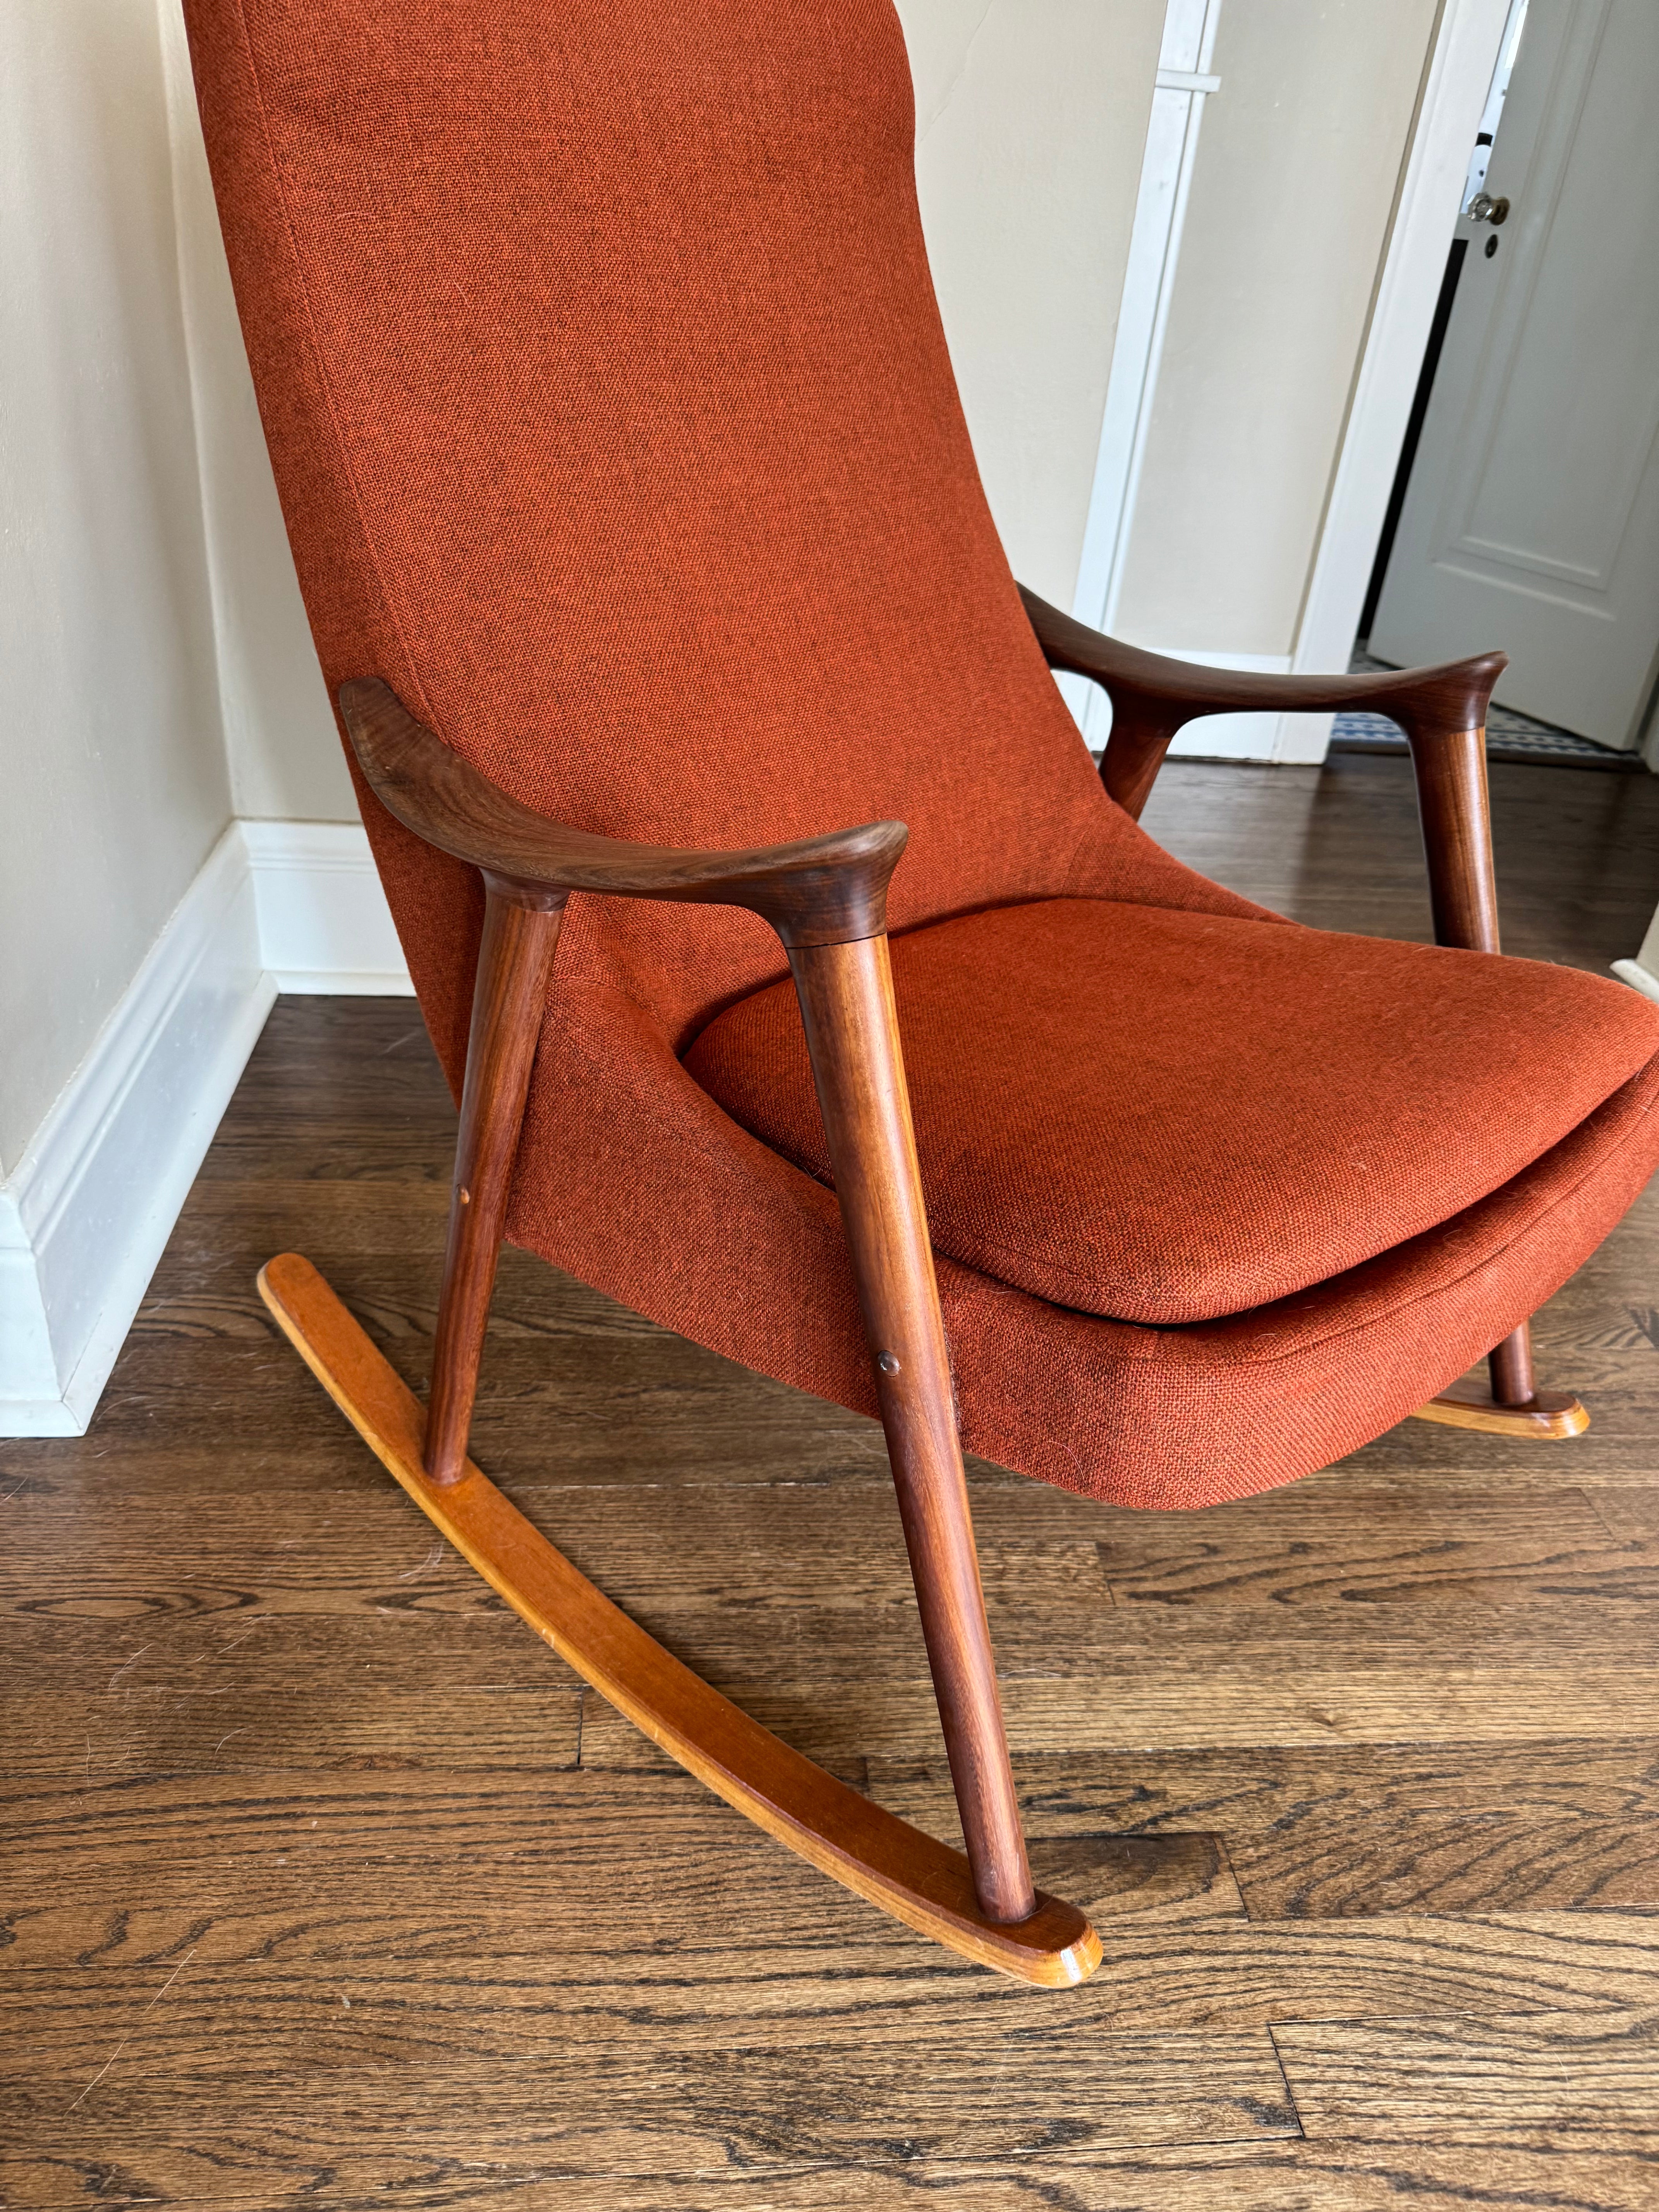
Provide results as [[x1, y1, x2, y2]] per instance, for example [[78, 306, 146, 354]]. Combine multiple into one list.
[[1017, 584, 1506, 826], [340, 677, 905, 947]]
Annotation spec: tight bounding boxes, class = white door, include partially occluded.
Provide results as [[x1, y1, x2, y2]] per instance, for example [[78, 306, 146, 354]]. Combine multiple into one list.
[[1370, 0, 1659, 749]]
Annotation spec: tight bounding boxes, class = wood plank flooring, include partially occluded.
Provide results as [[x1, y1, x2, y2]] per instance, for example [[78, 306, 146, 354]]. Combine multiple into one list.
[[3, 752, 1659, 2209]]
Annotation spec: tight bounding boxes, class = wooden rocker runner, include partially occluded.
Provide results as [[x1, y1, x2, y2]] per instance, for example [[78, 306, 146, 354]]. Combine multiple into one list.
[[187, 0, 1659, 1982]]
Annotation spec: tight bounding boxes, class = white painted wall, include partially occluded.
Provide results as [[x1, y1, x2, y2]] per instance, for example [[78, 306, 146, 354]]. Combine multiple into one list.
[[1112, 0, 1444, 658], [896, 0, 1168, 610], [154, 0, 351, 826], [0, 0, 233, 1173]]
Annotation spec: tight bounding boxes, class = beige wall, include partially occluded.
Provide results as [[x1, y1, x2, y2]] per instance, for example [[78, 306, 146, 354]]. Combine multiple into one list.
[[1114, 0, 1443, 656], [0, 0, 232, 1172], [898, 0, 1166, 608], [156, 0, 352, 826]]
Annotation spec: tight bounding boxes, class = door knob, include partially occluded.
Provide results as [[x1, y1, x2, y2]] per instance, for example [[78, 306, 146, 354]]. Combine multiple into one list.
[[1467, 192, 1510, 225]]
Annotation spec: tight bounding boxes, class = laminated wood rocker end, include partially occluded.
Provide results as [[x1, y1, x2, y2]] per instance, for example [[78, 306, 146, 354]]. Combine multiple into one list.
[[1413, 1378, 1589, 1438]]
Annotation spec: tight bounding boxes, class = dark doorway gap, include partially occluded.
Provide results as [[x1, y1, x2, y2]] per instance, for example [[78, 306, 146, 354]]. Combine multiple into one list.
[[1357, 236, 1468, 644]]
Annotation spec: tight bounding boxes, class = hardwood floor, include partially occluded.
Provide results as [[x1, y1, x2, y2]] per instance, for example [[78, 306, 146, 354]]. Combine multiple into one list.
[[4, 753, 1659, 2210]]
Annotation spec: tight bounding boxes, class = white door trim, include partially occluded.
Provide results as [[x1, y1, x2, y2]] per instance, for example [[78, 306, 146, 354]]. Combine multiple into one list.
[[1290, 0, 1518, 740], [1062, 0, 1224, 752], [1064, 0, 1514, 766], [1071, 0, 1224, 640]]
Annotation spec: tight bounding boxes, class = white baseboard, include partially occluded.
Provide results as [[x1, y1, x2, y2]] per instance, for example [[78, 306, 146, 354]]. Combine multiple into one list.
[[1, 826, 275, 1434], [1, 818, 410, 1437], [240, 819, 414, 994]]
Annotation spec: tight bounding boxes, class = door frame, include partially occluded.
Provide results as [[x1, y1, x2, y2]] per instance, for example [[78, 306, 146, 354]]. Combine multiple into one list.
[[1288, 0, 1516, 742], [1069, 0, 1515, 762]]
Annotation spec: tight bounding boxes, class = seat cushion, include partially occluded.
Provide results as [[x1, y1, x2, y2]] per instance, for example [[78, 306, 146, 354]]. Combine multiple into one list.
[[684, 898, 1659, 1324]]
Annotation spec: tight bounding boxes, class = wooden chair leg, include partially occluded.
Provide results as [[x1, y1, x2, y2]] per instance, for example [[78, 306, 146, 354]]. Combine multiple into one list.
[[788, 933, 1037, 1927], [1398, 716, 1587, 1441], [1097, 705, 1184, 823], [1413, 1315, 1587, 1437], [425, 876, 565, 1483], [1489, 1322, 1535, 1407], [255, 893, 1094, 1980]]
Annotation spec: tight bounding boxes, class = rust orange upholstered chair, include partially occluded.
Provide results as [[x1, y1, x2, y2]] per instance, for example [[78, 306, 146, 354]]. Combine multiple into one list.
[[182, 0, 1659, 1984]]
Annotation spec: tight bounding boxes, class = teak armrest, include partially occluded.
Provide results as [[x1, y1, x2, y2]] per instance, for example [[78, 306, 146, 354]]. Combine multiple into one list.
[[1017, 585, 1506, 831], [340, 678, 905, 948]]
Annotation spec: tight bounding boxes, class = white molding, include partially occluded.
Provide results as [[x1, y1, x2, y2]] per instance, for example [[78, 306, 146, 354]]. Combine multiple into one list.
[[1290, 0, 1516, 754], [1612, 904, 1659, 1004], [0, 826, 274, 1434], [1, 817, 410, 1437], [1066, 0, 1224, 753], [1612, 960, 1659, 1007], [240, 819, 414, 994]]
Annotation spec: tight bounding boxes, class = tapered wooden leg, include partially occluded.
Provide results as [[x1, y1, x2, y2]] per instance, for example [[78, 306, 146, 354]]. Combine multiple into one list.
[[1098, 706, 1185, 822], [788, 933, 1036, 1927], [1400, 720, 1501, 957], [1488, 1323, 1534, 1406], [1399, 719, 1588, 1442], [425, 878, 565, 1484]]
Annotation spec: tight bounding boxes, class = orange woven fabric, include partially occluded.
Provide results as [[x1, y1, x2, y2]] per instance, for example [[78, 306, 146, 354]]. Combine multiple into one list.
[[180, 0, 1659, 1508], [933, 1054, 1659, 1508], [686, 898, 1659, 1323]]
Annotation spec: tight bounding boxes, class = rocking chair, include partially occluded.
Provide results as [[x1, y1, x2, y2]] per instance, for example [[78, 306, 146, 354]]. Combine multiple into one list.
[[182, 0, 1659, 1986]]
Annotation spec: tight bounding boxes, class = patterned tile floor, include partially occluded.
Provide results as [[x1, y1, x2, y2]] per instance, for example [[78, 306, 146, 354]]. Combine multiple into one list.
[[1333, 647, 1642, 768]]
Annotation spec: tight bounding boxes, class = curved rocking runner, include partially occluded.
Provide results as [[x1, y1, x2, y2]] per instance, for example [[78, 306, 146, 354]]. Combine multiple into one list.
[[259, 682, 1104, 1985], [259, 1254, 1102, 1988], [1412, 1378, 1589, 1439]]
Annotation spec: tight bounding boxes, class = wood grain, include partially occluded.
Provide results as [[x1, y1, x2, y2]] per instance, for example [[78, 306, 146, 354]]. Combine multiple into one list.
[[790, 932, 1033, 1920], [1413, 1376, 1589, 1438], [870, 1743, 1659, 1918], [1019, 582, 1504, 823], [423, 884, 562, 1481], [4, 2134, 1646, 2212], [6, 747, 1659, 2203], [0, 2040, 1303, 2211]]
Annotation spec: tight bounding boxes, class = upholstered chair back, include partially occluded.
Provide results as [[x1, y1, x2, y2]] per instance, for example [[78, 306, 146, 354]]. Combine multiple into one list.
[[181, 1, 1195, 1060]]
